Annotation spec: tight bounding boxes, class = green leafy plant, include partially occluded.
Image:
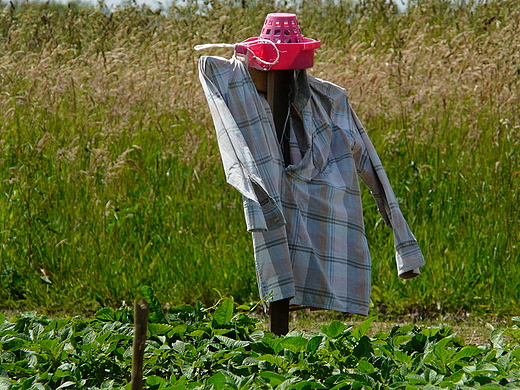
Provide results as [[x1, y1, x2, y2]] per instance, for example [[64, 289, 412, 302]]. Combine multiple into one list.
[[1, 291, 519, 389]]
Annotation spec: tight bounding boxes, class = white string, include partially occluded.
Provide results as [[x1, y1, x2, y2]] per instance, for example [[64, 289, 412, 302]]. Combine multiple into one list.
[[280, 103, 291, 149], [194, 43, 235, 51], [194, 38, 281, 67], [242, 38, 281, 67]]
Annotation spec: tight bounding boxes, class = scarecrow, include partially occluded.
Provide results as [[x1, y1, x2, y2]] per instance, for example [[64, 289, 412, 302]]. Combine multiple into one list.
[[196, 13, 424, 334]]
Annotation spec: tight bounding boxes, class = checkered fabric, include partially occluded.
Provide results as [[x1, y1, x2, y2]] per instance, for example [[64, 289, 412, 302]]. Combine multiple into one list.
[[198, 55, 425, 315]]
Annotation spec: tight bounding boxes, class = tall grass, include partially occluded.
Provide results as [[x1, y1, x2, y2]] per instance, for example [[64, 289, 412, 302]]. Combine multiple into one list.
[[0, 0, 518, 316]]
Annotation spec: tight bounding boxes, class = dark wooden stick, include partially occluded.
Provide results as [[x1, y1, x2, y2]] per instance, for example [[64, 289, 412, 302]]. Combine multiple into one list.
[[267, 70, 292, 166], [131, 299, 150, 390], [249, 67, 293, 336], [269, 298, 290, 335], [267, 70, 292, 335], [267, 70, 293, 335]]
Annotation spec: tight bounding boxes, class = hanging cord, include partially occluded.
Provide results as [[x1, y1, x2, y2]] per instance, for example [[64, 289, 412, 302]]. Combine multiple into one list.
[[193, 43, 235, 50], [281, 102, 291, 146], [194, 38, 281, 68]]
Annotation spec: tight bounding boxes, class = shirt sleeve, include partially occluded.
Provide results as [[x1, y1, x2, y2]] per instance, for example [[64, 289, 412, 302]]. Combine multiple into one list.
[[349, 105, 425, 278], [198, 56, 285, 232]]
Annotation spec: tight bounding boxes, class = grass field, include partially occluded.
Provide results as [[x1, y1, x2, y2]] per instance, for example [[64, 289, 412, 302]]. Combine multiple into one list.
[[0, 0, 519, 319]]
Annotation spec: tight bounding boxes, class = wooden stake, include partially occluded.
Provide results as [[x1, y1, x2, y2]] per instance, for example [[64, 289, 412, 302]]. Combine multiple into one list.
[[267, 70, 292, 166], [250, 67, 293, 336], [131, 299, 150, 390], [269, 298, 290, 335]]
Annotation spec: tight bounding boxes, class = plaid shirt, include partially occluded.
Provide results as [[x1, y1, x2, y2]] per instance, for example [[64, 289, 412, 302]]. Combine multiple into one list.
[[198, 55, 424, 315]]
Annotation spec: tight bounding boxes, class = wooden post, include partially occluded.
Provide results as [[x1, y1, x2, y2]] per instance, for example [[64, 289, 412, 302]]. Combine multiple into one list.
[[250, 67, 292, 336], [267, 70, 292, 167], [131, 299, 150, 390], [269, 297, 290, 335]]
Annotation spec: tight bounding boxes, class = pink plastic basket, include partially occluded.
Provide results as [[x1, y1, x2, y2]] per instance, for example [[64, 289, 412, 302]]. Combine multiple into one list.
[[260, 12, 304, 43], [235, 13, 320, 70]]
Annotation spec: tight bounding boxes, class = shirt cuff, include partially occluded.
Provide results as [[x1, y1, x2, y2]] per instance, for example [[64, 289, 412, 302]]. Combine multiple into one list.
[[243, 197, 285, 232], [395, 241, 425, 279]]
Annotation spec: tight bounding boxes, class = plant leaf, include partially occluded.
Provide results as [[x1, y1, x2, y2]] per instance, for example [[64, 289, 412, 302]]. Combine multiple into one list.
[[351, 317, 377, 339], [0, 379, 11, 390], [259, 371, 286, 386], [95, 307, 115, 322], [212, 298, 234, 327], [280, 336, 308, 353], [358, 360, 375, 374], [321, 320, 346, 338], [452, 346, 483, 361], [141, 286, 167, 324], [353, 336, 374, 359], [206, 371, 227, 390], [307, 335, 323, 353], [56, 382, 77, 390]]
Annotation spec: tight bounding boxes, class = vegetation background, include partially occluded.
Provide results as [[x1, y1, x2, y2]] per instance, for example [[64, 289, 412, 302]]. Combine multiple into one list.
[[0, 0, 518, 319]]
